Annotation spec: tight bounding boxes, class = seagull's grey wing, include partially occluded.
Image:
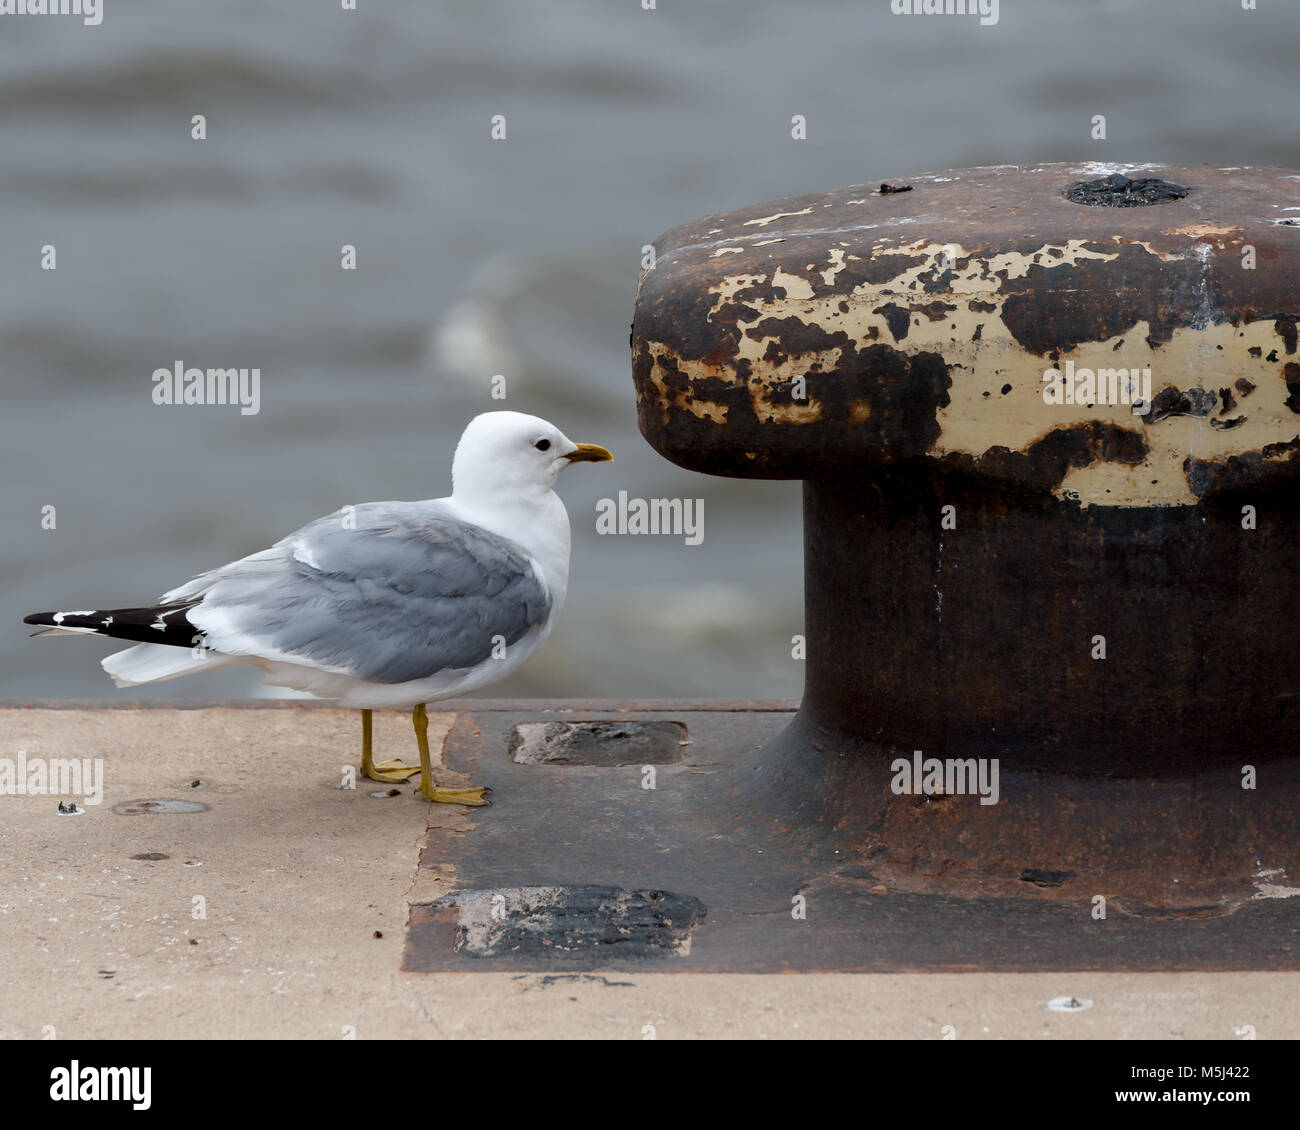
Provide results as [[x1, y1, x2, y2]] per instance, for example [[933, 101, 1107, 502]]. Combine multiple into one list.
[[183, 503, 551, 684]]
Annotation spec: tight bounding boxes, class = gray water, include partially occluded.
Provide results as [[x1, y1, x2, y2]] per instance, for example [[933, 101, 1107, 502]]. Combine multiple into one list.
[[3, 0, 1297, 703]]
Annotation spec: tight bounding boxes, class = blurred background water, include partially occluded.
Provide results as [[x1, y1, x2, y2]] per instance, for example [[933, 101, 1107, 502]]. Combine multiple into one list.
[[2, 0, 1297, 702]]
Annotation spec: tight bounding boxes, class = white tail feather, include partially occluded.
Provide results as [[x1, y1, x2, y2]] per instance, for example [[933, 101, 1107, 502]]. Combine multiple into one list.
[[101, 643, 231, 687]]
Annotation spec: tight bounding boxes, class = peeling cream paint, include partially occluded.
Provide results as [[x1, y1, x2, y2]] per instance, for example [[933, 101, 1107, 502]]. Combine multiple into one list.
[[1253, 869, 1300, 900], [648, 233, 1299, 506], [820, 248, 847, 286], [1162, 225, 1245, 239], [711, 247, 745, 257], [1125, 237, 1217, 263], [927, 310, 1295, 508], [705, 272, 767, 318], [771, 268, 814, 300], [640, 336, 872, 428], [743, 207, 815, 227]]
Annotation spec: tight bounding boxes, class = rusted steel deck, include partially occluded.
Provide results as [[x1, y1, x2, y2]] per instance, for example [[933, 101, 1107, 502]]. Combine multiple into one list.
[[403, 703, 1300, 974]]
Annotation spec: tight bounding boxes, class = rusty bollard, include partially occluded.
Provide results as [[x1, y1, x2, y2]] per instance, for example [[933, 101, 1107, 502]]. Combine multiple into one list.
[[633, 163, 1300, 910]]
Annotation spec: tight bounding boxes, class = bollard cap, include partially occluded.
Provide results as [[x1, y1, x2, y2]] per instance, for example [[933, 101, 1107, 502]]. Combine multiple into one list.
[[632, 163, 1300, 505]]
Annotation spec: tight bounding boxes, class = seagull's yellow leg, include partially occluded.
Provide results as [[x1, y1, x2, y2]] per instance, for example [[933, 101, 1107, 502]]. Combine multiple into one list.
[[412, 702, 491, 806], [359, 708, 422, 784]]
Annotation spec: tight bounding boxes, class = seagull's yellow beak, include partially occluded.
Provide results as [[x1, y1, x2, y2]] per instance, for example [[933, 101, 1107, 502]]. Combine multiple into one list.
[[564, 443, 613, 463]]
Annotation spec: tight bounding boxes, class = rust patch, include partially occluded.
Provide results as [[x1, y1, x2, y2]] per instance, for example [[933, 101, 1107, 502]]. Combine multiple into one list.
[[1144, 386, 1218, 424], [939, 422, 1148, 495], [1185, 435, 1300, 497], [873, 302, 911, 341], [1000, 243, 1202, 355], [1284, 362, 1300, 413], [1276, 315, 1298, 354]]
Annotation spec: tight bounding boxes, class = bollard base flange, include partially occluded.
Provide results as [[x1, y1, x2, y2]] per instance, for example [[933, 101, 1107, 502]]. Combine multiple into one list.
[[403, 703, 1300, 973]]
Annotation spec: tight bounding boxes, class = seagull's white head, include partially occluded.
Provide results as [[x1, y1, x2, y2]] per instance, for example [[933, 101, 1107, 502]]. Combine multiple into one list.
[[451, 411, 612, 503]]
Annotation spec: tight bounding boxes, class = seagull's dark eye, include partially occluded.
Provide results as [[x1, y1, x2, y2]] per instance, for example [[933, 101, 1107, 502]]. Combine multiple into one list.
[[534, 439, 551, 451]]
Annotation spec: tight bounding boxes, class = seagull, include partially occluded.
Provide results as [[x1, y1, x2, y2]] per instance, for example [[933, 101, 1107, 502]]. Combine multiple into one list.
[[23, 411, 612, 805]]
